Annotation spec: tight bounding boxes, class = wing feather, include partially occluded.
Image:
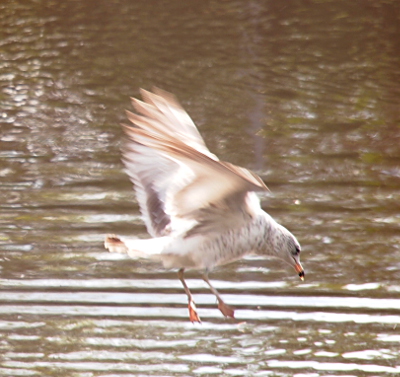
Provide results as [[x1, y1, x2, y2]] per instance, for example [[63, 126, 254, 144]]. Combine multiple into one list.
[[121, 89, 268, 238]]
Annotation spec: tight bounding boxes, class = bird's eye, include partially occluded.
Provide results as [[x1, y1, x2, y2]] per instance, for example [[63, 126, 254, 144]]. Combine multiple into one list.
[[294, 246, 301, 255]]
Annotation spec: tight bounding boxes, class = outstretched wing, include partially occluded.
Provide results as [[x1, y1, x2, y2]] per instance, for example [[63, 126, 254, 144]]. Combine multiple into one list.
[[122, 89, 268, 238]]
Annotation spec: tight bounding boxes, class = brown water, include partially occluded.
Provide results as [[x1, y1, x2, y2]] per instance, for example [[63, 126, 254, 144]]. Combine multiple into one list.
[[1, 1, 400, 376]]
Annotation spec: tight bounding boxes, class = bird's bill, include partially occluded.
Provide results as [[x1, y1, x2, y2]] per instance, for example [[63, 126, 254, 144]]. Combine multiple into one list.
[[294, 258, 305, 281]]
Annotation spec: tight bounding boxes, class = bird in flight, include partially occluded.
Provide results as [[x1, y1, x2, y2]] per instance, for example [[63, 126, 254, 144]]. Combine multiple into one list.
[[105, 88, 304, 322]]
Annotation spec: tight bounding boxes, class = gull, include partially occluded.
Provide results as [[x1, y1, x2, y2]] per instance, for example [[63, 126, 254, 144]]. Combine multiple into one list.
[[105, 88, 304, 322]]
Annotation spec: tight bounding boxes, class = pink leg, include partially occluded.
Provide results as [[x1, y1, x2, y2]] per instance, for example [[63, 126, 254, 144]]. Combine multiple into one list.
[[178, 269, 201, 323], [202, 273, 235, 318]]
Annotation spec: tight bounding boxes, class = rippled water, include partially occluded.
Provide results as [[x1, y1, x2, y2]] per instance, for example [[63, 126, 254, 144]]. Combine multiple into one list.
[[1, 0, 400, 376]]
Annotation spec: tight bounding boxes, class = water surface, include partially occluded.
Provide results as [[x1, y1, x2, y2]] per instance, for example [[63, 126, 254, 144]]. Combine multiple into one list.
[[1, 1, 400, 376]]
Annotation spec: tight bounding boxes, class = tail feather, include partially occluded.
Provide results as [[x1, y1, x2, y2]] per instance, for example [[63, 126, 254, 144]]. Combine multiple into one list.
[[104, 234, 166, 259], [105, 235, 129, 254]]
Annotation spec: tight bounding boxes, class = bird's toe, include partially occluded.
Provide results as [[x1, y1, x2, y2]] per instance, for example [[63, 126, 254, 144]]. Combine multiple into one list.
[[218, 302, 235, 319]]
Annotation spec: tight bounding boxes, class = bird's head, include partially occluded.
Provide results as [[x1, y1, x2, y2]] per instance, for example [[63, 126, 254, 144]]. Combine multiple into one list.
[[272, 224, 304, 280]]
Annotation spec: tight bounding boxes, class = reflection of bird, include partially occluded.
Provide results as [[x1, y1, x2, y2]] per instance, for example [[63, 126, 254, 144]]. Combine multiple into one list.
[[105, 88, 304, 322]]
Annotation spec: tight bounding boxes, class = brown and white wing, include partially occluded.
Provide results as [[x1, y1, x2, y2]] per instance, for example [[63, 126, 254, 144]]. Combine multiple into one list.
[[122, 88, 213, 237], [128, 88, 214, 159], [122, 138, 175, 237], [122, 89, 269, 238]]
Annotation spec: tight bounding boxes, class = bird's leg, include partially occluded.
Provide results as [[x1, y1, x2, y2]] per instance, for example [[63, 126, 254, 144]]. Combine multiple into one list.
[[178, 268, 201, 323], [202, 272, 235, 318]]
